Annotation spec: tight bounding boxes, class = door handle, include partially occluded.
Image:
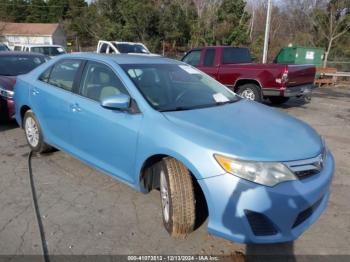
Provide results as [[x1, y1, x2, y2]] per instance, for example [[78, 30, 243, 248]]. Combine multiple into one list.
[[70, 103, 82, 112], [32, 88, 39, 96]]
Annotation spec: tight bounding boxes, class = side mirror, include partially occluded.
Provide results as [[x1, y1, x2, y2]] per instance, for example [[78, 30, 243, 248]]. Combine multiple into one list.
[[100, 94, 131, 111]]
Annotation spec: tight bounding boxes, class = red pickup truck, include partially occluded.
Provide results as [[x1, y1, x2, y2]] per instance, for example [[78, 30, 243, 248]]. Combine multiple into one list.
[[181, 46, 316, 104]]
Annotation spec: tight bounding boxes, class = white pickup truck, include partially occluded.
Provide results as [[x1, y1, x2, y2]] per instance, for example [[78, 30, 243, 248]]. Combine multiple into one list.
[[96, 40, 151, 54]]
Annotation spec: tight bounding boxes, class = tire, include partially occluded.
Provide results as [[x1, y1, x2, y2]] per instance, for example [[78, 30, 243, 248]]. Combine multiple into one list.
[[159, 157, 196, 238], [237, 84, 262, 102], [23, 110, 51, 153], [268, 96, 290, 105]]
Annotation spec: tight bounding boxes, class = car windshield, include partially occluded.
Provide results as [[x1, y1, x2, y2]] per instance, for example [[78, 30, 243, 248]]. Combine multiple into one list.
[[31, 46, 66, 56], [114, 43, 149, 54], [0, 55, 45, 76], [121, 63, 240, 112]]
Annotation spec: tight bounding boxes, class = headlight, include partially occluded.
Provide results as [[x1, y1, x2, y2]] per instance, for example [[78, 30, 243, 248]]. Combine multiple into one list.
[[214, 154, 297, 187], [0, 86, 14, 99]]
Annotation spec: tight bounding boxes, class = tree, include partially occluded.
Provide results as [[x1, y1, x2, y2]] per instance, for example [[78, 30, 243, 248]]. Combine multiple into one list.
[[47, 0, 69, 22], [158, 1, 192, 48], [216, 0, 250, 46], [311, 0, 350, 66], [119, 0, 160, 44], [26, 0, 49, 22], [0, 0, 29, 22]]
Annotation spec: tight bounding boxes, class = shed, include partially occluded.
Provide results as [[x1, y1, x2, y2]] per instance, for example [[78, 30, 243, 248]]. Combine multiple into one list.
[[0, 22, 66, 49]]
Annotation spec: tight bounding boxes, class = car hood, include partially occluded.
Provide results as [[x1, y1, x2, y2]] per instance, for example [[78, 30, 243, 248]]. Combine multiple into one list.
[[162, 100, 322, 162], [0, 76, 16, 91]]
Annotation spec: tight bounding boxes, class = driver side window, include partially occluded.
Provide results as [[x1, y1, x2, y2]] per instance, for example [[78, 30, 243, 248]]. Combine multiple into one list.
[[79, 61, 128, 102], [182, 50, 201, 66]]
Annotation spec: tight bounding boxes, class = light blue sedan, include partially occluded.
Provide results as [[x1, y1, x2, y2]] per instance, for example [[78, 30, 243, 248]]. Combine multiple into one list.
[[14, 53, 334, 243]]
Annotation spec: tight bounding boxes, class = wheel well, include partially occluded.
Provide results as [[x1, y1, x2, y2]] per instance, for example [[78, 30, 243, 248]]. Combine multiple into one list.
[[234, 79, 262, 93], [140, 154, 166, 192], [20, 105, 31, 126], [140, 154, 208, 228]]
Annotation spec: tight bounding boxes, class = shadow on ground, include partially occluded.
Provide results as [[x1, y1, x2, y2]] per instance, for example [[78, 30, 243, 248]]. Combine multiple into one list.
[[0, 120, 18, 132], [245, 242, 295, 261]]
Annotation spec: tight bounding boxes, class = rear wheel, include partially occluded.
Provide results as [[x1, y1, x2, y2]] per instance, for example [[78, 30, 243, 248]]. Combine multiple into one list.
[[237, 84, 262, 102], [268, 96, 290, 105], [159, 157, 196, 238], [23, 110, 51, 153]]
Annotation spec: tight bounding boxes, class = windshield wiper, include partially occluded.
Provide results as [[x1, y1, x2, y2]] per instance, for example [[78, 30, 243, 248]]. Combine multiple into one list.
[[159, 100, 239, 112], [215, 100, 236, 106], [159, 106, 193, 112]]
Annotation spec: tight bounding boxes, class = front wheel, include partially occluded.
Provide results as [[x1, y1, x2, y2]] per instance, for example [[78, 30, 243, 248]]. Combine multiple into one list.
[[237, 84, 262, 102], [23, 110, 51, 153], [159, 157, 196, 238]]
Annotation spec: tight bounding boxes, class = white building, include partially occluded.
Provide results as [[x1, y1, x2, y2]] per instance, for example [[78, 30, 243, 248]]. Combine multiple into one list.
[[0, 22, 66, 50]]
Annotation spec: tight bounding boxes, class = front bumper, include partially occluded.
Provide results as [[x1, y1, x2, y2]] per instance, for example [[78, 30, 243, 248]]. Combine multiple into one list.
[[197, 152, 334, 244], [263, 84, 315, 98]]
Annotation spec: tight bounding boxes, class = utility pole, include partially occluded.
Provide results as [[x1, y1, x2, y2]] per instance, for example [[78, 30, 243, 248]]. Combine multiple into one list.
[[262, 0, 272, 64]]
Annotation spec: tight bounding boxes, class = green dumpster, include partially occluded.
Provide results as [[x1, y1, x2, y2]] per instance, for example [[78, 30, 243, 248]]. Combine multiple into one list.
[[275, 46, 325, 67]]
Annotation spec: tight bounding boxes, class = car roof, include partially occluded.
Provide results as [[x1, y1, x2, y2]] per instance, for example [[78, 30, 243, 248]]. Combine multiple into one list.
[[112, 42, 144, 45], [59, 53, 181, 65], [0, 51, 46, 57]]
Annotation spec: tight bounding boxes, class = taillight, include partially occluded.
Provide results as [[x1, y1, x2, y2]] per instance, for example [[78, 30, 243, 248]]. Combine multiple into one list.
[[281, 71, 288, 83], [275, 71, 288, 84]]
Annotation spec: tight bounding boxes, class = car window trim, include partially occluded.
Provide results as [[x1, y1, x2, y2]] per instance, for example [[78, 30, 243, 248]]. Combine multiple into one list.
[[73, 59, 142, 114], [182, 49, 201, 66], [76, 59, 132, 97], [38, 66, 53, 83], [44, 58, 84, 92]]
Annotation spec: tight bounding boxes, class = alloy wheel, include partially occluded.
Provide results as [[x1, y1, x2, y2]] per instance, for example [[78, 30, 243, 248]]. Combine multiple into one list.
[[160, 170, 170, 223], [241, 88, 256, 100], [25, 116, 39, 148]]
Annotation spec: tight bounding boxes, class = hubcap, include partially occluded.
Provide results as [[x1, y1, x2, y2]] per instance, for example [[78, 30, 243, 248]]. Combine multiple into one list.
[[160, 171, 170, 223], [25, 117, 39, 148], [241, 88, 256, 100]]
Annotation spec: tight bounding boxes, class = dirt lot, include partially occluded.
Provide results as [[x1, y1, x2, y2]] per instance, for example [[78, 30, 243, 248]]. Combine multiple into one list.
[[0, 87, 349, 258]]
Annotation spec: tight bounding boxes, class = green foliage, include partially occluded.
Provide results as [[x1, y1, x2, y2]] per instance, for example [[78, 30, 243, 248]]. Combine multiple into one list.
[[0, 0, 253, 53], [26, 0, 48, 23], [216, 0, 250, 46], [0, 0, 29, 22]]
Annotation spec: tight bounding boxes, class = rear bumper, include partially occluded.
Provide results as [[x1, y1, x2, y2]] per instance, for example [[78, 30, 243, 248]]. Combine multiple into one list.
[[197, 151, 334, 244], [263, 84, 315, 98]]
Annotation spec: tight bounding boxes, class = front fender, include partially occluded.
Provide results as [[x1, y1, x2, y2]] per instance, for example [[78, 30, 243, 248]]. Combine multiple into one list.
[[133, 115, 225, 191]]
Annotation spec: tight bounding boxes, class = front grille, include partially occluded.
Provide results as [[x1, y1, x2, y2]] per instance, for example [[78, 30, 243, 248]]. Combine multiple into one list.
[[284, 153, 325, 180], [245, 210, 278, 236], [292, 197, 323, 228]]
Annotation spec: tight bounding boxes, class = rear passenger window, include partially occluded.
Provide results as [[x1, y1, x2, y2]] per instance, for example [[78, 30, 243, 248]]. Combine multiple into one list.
[[100, 44, 108, 53], [204, 49, 215, 66], [222, 48, 252, 64], [38, 67, 52, 82], [48, 60, 81, 91], [80, 61, 128, 102], [182, 50, 201, 66]]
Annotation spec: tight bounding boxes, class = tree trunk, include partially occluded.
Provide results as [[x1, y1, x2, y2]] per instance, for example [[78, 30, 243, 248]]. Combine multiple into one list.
[[323, 37, 333, 68]]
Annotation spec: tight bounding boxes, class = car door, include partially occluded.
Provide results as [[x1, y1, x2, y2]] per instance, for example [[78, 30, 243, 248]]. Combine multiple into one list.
[[69, 60, 143, 184], [31, 59, 83, 149], [197, 48, 219, 80]]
